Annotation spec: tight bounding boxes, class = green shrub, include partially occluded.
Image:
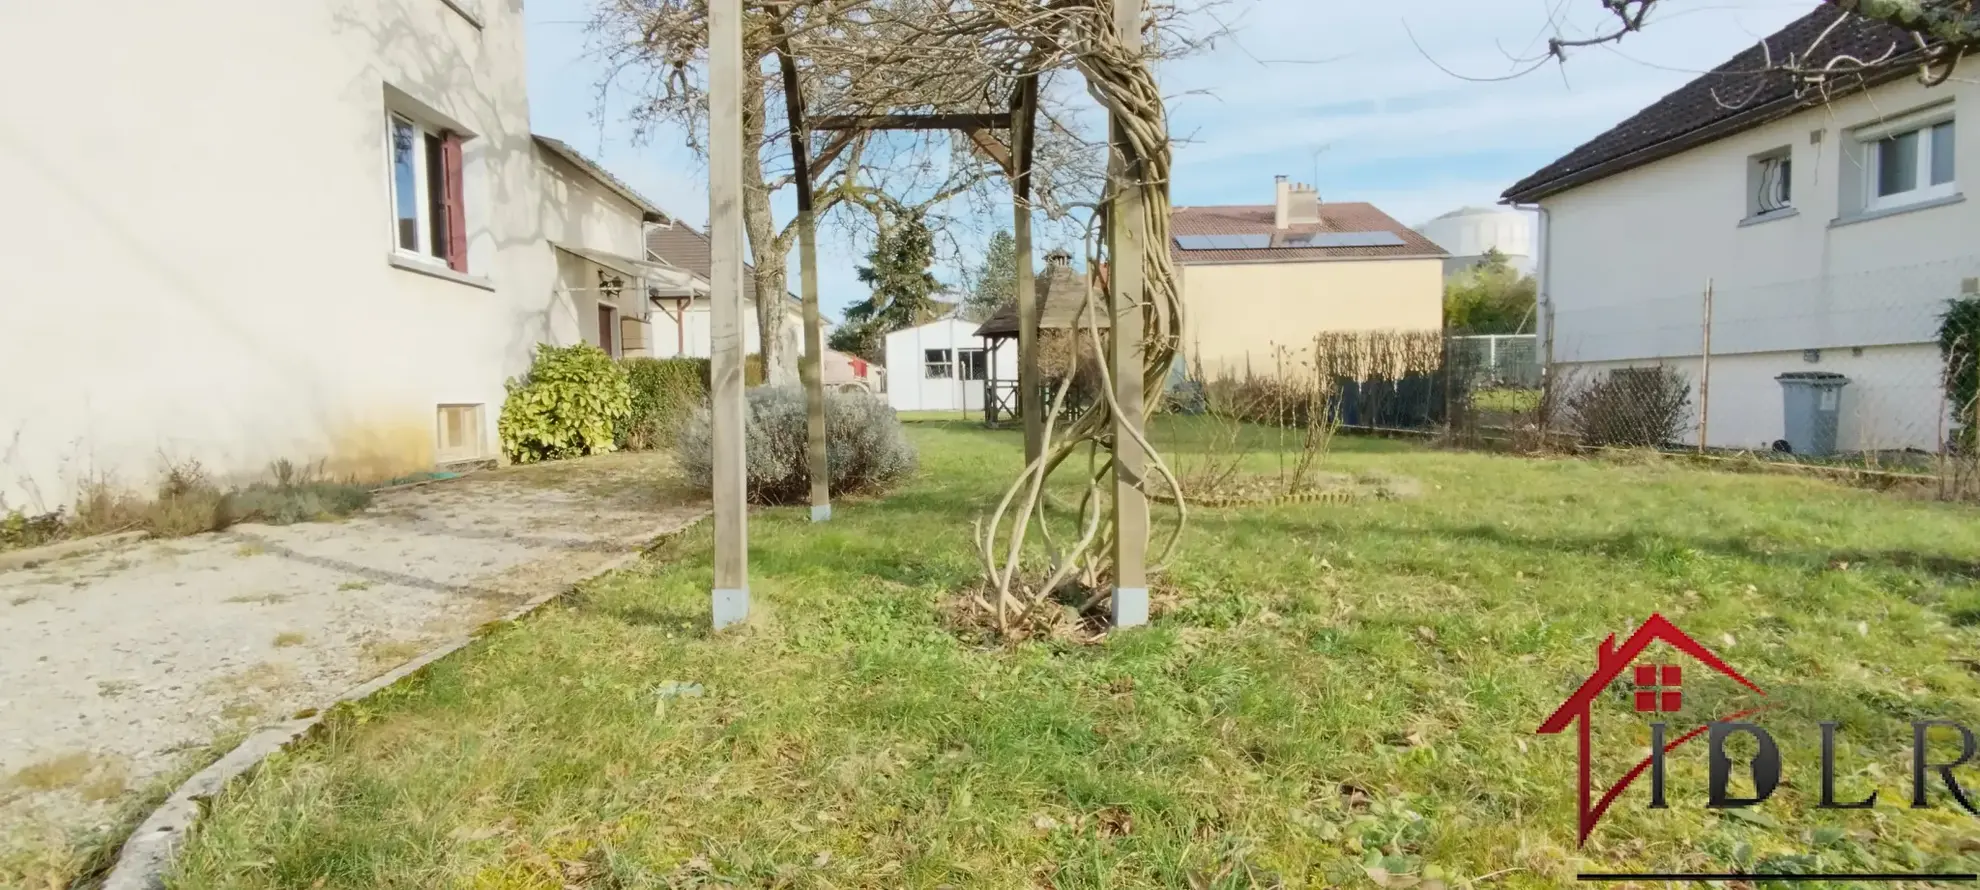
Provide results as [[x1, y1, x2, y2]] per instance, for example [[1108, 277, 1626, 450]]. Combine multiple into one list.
[[1939, 296, 1980, 449], [499, 343, 633, 464], [675, 385, 916, 504], [620, 358, 709, 450], [225, 459, 372, 525]]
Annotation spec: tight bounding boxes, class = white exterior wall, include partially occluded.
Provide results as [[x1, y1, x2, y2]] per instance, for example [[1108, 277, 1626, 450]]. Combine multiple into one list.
[[883, 319, 1016, 412], [538, 149, 655, 357], [0, 0, 553, 509], [643, 300, 800, 360], [1541, 74, 1980, 452]]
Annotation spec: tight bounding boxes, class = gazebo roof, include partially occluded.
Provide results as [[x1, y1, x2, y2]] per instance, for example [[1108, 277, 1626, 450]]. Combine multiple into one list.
[[974, 249, 1111, 338]]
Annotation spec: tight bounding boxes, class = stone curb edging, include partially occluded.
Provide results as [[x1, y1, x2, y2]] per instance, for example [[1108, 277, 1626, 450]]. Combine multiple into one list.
[[0, 530, 150, 574], [99, 510, 711, 890], [1148, 488, 1370, 509]]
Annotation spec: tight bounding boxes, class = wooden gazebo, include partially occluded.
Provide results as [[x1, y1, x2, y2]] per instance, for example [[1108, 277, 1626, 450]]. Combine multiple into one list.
[[973, 249, 1110, 425]]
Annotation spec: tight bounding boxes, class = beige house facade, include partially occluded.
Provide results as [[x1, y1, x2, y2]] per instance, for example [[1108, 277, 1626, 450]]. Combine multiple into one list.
[[0, 0, 697, 510], [1504, 7, 1979, 453], [1172, 180, 1446, 379]]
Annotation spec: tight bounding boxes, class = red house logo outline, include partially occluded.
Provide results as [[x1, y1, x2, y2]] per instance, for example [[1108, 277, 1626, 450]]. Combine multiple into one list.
[[1535, 614, 1769, 845]]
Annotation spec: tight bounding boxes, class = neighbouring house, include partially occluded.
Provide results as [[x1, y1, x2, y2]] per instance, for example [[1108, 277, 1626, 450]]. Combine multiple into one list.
[[534, 135, 704, 364], [884, 316, 1016, 413], [0, 0, 700, 510], [1170, 179, 1447, 378], [644, 219, 804, 368], [1415, 206, 1536, 278], [1503, 6, 1980, 453]]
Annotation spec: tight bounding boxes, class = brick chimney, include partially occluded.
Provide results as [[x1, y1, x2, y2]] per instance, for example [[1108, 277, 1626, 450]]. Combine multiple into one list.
[[1273, 175, 1321, 229]]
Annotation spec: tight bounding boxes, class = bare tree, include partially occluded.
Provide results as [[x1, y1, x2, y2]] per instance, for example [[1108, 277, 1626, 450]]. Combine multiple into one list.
[[1552, 0, 1978, 91], [590, 0, 1109, 382]]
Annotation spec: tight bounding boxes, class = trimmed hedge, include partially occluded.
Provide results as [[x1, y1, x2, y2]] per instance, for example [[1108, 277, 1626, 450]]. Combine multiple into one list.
[[620, 358, 709, 450]]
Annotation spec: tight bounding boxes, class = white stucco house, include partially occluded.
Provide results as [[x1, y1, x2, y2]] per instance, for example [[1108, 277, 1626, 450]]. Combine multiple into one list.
[[1504, 7, 1980, 453], [884, 317, 1016, 413], [0, 0, 705, 510]]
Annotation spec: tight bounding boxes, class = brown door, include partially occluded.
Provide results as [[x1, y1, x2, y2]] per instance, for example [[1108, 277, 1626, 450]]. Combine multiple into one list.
[[598, 305, 616, 356]]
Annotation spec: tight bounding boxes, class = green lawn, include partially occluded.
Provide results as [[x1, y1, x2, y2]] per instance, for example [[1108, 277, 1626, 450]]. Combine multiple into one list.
[[165, 421, 1980, 888]]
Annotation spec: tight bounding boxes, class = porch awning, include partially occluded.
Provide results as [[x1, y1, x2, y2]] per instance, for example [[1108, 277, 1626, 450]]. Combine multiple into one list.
[[553, 243, 705, 297]]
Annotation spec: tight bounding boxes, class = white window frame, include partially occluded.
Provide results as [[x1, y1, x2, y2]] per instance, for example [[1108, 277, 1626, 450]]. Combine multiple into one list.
[[924, 348, 954, 379], [1746, 147, 1793, 219], [385, 112, 450, 265], [1858, 106, 1956, 212], [958, 347, 988, 381]]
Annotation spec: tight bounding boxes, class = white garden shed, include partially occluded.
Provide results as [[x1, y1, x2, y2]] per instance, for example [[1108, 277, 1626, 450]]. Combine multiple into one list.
[[883, 317, 1016, 413]]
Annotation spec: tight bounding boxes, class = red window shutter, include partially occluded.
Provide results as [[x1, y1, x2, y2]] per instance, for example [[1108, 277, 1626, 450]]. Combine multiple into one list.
[[441, 133, 468, 273]]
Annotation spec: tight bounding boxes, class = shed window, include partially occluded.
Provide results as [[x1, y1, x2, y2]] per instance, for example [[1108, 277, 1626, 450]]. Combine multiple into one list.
[[924, 349, 953, 379]]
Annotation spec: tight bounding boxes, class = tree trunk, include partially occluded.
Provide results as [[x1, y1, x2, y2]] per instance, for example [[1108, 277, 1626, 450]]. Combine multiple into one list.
[[740, 70, 796, 384]]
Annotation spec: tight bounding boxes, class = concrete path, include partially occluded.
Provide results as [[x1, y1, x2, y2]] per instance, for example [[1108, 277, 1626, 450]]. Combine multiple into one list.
[[0, 452, 704, 867]]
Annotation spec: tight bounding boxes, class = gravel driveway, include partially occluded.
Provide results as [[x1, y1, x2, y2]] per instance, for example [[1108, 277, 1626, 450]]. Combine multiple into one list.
[[0, 452, 705, 871]]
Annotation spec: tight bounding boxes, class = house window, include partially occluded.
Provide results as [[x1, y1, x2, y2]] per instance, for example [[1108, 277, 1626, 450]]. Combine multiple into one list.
[[387, 112, 468, 272], [958, 348, 988, 381], [924, 348, 953, 378], [435, 404, 486, 463], [1747, 148, 1792, 217], [1863, 115, 1955, 211]]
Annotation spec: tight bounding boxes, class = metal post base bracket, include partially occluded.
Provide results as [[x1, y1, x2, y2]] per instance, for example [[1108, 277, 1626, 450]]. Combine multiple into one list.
[[1112, 587, 1149, 628], [811, 504, 832, 522], [712, 588, 749, 630]]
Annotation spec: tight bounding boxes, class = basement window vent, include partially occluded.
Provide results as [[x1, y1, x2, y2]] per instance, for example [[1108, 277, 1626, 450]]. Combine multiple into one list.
[[436, 404, 486, 463]]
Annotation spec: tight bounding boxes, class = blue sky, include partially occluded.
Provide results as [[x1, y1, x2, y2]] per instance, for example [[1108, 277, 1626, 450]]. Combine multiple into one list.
[[525, 0, 1815, 321]]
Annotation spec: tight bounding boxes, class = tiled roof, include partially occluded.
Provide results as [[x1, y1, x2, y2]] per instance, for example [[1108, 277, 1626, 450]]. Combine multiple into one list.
[[1501, 7, 1918, 202], [644, 221, 800, 305], [1168, 202, 1446, 264], [532, 135, 670, 221]]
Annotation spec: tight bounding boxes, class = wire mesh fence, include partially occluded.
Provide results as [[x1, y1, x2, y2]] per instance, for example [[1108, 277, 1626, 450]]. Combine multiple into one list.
[[1179, 255, 1980, 497], [1541, 255, 1980, 469]]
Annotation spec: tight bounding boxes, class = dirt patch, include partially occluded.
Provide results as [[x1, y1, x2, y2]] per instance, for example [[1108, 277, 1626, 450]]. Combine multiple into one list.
[[0, 451, 704, 868]]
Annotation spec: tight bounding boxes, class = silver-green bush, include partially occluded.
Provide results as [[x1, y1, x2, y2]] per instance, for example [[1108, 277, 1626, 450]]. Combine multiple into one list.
[[674, 385, 917, 503]]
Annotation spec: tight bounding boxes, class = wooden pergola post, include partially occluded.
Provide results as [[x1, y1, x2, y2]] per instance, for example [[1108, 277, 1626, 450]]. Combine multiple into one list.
[[774, 26, 831, 523], [1108, 0, 1149, 628], [1012, 75, 1043, 465], [709, 0, 749, 629]]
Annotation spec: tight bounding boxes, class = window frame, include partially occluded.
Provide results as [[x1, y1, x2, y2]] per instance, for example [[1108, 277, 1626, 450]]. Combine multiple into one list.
[[924, 348, 954, 379], [958, 347, 988, 381], [385, 110, 467, 271], [1746, 147, 1793, 219], [1859, 108, 1956, 212], [388, 113, 438, 261]]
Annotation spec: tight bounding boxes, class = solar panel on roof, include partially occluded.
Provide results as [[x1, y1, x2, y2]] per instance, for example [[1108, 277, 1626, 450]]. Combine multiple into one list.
[[1232, 234, 1272, 249], [1173, 235, 1220, 250]]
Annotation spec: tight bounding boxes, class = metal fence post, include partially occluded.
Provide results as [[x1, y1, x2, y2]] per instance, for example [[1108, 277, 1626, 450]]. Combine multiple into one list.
[[1699, 279, 1713, 454]]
